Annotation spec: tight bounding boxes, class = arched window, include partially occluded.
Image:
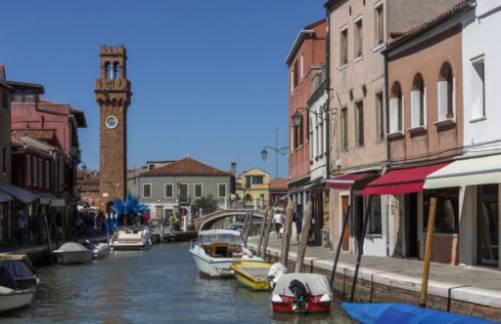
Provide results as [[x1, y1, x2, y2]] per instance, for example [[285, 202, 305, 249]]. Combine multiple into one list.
[[411, 73, 425, 128], [113, 62, 121, 80], [105, 62, 112, 80], [438, 62, 454, 121], [389, 82, 403, 133]]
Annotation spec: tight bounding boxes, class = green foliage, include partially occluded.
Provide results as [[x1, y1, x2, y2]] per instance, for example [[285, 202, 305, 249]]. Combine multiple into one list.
[[192, 195, 218, 215]]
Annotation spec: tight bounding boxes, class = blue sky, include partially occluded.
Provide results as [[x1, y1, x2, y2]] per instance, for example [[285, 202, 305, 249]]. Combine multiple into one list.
[[0, 1, 324, 178]]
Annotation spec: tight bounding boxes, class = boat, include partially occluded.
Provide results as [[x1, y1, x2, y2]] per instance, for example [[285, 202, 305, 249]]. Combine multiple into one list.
[[0, 286, 34, 313], [92, 243, 111, 259], [231, 260, 273, 290], [110, 226, 152, 250], [190, 229, 247, 277], [0, 260, 39, 291], [341, 303, 494, 324], [52, 242, 93, 265], [271, 273, 332, 314]]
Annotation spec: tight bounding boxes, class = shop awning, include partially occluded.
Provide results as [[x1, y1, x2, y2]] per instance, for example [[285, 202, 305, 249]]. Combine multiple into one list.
[[39, 193, 65, 207], [0, 190, 12, 203], [0, 183, 38, 203], [425, 154, 501, 189], [326, 172, 377, 190], [362, 162, 450, 195]]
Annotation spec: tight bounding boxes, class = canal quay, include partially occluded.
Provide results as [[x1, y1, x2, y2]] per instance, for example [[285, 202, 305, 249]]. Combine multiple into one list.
[[2, 243, 352, 324]]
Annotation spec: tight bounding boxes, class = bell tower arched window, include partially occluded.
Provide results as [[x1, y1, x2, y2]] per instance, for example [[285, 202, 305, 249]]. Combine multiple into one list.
[[105, 62, 112, 80], [113, 62, 121, 80]]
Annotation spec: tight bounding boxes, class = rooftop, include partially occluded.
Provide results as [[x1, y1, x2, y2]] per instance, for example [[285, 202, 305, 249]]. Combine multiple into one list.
[[143, 157, 230, 177]]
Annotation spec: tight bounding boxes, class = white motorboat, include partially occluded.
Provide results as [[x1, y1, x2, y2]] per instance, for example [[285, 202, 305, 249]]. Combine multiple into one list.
[[190, 229, 260, 278], [52, 242, 93, 265], [0, 286, 34, 313], [110, 226, 152, 250], [93, 243, 111, 259]]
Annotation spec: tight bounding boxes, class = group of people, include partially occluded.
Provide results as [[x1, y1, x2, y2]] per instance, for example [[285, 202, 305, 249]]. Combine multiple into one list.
[[271, 204, 305, 244], [74, 211, 106, 237], [15, 208, 63, 247]]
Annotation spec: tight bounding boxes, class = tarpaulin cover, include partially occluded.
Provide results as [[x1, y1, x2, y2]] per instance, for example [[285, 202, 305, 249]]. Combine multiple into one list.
[[272, 273, 330, 297], [361, 163, 450, 196], [341, 303, 493, 324], [0, 260, 36, 290]]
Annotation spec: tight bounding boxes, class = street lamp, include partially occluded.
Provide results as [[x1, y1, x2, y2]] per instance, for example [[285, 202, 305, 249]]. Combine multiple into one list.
[[292, 111, 303, 127], [261, 128, 288, 178]]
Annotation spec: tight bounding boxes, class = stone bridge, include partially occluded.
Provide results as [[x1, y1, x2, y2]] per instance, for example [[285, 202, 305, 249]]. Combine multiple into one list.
[[193, 209, 266, 232]]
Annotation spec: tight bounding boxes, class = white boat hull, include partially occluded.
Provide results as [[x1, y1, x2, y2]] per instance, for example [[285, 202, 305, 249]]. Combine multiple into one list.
[[54, 251, 93, 265], [111, 241, 151, 250], [190, 248, 234, 277], [0, 289, 34, 312]]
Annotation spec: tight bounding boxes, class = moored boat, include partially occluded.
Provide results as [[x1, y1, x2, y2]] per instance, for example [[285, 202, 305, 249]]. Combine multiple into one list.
[[0, 260, 40, 290], [53, 242, 93, 265], [231, 260, 273, 290], [0, 286, 34, 313], [190, 229, 246, 278], [271, 273, 332, 314], [341, 303, 494, 324], [110, 226, 152, 251]]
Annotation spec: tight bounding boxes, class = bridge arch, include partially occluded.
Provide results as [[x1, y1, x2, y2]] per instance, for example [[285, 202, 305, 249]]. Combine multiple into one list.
[[193, 209, 266, 232]]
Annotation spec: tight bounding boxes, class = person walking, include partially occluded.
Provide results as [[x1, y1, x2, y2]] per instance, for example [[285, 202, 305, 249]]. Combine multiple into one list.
[[16, 212, 27, 247], [293, 204, 303, 244], [272, 209, 283, 239]]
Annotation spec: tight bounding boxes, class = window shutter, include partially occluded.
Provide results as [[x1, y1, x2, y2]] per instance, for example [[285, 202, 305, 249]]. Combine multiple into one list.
[[437, 81, 448, 121], [389, 98, 399, 133], [411, 90, 421, 128]]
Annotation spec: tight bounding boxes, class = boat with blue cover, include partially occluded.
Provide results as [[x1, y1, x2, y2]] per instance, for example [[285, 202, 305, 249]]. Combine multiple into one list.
[[341, 303, 497, 324]]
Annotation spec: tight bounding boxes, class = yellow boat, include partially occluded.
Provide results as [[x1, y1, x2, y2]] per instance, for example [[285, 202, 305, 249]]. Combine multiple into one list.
[[231, 260, 273, 290]]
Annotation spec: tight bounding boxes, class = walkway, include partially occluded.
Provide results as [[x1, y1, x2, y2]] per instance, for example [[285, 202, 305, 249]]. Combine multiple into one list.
[[248, 236, 501, 309]]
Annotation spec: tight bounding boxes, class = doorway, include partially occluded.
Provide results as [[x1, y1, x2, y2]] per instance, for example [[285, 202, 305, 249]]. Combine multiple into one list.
[[341, 195, 350, 251], [405, 193, 419, 258], [477, 185, 499, 267]]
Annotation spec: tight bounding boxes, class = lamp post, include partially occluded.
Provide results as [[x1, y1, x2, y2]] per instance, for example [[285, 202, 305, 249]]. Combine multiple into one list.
[[261, 128, 288, 178]]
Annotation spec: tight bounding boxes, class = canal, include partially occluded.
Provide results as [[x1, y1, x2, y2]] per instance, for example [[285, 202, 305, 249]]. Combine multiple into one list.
[[5, 243, 353, 323]]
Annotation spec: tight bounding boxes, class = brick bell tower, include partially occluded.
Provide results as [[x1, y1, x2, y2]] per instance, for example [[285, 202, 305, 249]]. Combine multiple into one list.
[[95, 45, 132, 211]]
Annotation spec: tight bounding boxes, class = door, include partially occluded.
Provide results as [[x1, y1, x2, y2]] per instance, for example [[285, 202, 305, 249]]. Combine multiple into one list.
[[406, 193, 419, 258], [478, 185, 499, 267], [342, 196, 350, 251]]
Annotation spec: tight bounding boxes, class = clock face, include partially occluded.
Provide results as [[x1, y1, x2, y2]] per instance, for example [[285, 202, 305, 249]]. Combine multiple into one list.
[[105, 115, 119, 129]]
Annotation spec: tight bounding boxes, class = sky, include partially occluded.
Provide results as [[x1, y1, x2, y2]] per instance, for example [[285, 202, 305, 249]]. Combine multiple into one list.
[[0, 1, 325, 179]]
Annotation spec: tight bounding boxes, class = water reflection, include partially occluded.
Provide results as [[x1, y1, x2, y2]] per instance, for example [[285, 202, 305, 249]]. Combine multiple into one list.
[[3, 243, 353, 323]]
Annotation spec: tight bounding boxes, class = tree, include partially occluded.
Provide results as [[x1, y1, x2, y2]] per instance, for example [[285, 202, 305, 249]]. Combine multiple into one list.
[[192, 195, 218, 216]]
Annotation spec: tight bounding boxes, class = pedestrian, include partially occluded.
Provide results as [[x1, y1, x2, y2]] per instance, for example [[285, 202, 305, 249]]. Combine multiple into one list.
[[16, 211, 27, 247], [293, 204, 303, 244], [273, 209, 283, 238], [74, 213, 83, 238]]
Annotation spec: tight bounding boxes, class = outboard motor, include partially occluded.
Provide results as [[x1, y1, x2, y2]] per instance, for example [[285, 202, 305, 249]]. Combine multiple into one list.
[[288, 279, 310, 312]]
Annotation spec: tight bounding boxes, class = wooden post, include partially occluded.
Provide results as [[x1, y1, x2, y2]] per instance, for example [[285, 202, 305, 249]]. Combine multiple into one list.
[[350, 195, 373, 302], [242, 211, 252, 247], [420, 197, 437, 307], [260, 208, 274, 258], [257, 209, 268, 254], [280, 203, 294, 266], [295, 201, 313, 273], [330, 205, 352, 288]]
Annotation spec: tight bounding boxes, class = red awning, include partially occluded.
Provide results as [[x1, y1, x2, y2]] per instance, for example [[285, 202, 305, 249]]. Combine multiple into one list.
[[326, 172, 376, 190], [361, 162, 450, 196]]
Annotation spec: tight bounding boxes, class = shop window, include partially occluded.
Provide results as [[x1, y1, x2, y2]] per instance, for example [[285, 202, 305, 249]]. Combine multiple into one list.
[[367, 195, 382, 235], [424, 188, 459, 234]]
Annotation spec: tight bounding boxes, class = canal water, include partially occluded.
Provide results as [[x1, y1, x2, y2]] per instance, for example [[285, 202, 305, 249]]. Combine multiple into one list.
[[5, 243, 353, 323]]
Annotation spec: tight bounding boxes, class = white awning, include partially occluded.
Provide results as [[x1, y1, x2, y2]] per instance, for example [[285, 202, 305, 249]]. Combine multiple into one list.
[[424, 154, 501, 189], [0, 190, 12, 203], [0, 183, 38, 203]]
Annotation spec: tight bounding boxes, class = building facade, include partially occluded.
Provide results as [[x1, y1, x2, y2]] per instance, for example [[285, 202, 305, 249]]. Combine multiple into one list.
[[236, 168, 270, 209], [287, 19, 327, 211], [269, 178, 288, 208], [130, 157, 233, 221]]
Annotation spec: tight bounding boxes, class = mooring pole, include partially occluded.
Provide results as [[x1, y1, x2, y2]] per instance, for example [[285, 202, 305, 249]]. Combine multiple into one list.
[[295, 200, 313, 273], [280, 203, 294, 267], [330, 205, 352, 288], [350, 195, 373, 302], [257, 208, 268, 254], [242, 211, 252, 247], [260, 208, 274, 259], [420, 197, 437, 307]]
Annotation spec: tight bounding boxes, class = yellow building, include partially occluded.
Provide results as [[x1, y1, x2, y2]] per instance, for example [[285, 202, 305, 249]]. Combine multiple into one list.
[[236, 168, 270, 209]]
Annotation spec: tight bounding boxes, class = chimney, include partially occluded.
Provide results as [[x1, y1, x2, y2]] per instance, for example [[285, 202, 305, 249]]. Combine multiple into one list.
[[230, 161, 237, 176]]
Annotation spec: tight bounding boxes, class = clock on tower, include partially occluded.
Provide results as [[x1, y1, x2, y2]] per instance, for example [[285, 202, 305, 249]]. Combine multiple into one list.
[[95, 45, 132, 212]]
